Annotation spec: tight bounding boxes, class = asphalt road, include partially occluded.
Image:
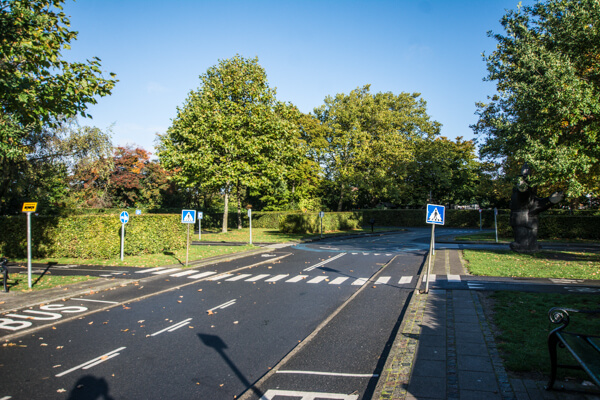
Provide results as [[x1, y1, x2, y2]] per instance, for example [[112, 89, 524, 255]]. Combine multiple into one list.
[[1, 228, 599, 399]]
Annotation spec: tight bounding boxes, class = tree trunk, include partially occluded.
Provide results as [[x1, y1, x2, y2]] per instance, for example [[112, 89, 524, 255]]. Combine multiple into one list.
[[222, 184, 229, 233], [337, 183, 344, 212]]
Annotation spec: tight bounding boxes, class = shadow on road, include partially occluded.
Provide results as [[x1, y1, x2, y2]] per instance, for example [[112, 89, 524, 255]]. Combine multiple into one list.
[[67, 375, 114, 400], [198, 333, 265, 399]]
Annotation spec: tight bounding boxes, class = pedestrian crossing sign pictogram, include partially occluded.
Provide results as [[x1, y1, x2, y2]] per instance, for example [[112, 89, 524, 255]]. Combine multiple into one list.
[[181, 209, 196, 224], [426, 204, 445, 225]]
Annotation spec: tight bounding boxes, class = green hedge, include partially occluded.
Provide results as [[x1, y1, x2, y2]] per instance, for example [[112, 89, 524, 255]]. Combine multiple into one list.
[[0, 214, 186, 259], [279, 212, 361, 233], [497, 215, 600, 240]]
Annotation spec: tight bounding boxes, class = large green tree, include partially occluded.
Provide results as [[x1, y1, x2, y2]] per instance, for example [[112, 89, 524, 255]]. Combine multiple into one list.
[[313, 85, 441, 210], [158, 55, 300, 232], [473, 0, 600, 197], [0, 0, 117, 211]]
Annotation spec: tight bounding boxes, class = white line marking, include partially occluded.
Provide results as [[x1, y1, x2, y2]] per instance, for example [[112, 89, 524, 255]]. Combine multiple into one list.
[[152, 268, 181, 275], [187, 271, 217, 279], [307, 276, 328, 284], [399, 276, 413, 284], [169, 270, 199, 277], [72, 298, 119, 305], [246, 274, 270, 282], [447, 274, 461, 282], [286, 275, 308, 283], [56, 347, 126, 377], [423, 274, 436, 282], [351, 278, 368, 286], [226, 274, 252, 281], [1, 396, 12, 400], [329, 277, 348, 285], [135, 267, 165, 274], [265, 274, 289, 282], [374, 276, 390, 285], [304, 253, 347, 271], [99, 274, 115, 277], [260, 389, 359, 400], [208, 273, 234, 281], [208, 299, 236, 312], [150, 318, 192, 337], [276, 370, 379, 378]]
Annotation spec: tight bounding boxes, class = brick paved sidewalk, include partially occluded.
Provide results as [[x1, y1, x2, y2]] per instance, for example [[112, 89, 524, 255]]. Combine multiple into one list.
[[373, 249, 600, 400]]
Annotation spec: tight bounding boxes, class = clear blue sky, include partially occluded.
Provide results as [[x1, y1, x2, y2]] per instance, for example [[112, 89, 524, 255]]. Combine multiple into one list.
[[60, 0, 531, 155]]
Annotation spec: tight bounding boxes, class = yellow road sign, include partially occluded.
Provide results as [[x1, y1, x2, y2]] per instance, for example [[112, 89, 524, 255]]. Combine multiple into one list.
[[22, 202, 37, 212]]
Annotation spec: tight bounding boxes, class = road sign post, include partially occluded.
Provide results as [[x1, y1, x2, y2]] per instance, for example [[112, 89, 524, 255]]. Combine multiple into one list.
[[182, 210, 197, 266], [423, 204, 445, 294], [494, 207, 498, 243], [479, 208, 483, 231], [319, 211, 325, 239], [198, 212, 204, 240], [120, 211, 129, 261], [247, 208, 252, 245], [22, 202, 37, 288]]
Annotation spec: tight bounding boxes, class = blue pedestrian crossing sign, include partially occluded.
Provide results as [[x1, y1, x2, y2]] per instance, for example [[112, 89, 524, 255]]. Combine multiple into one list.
[[120, 211, 129, 224], [181, 210, 196, 224], [426, 204, 445, 225]]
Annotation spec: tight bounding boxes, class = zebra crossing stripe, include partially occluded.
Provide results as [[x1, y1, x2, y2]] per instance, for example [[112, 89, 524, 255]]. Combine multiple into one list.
[[447, 274, 461, 282], [152, 268, 182, 275], [307, 276, 329, 284], [399, 276, 412, 284], [136, 267, 165, 274], [423, 274, 436, 282], [209, 274, 234, 281], [374, 276, 390, 285], [170, 270, 199, 277], [286, 275, 308, 283], [187, 271, 217, 279], [226, 274, 252, 281], [352, 278, 368, 286], [265, 274, 289, 282], [329, 277, 348, 285], [304, 253, 347, 271], [246, 274, 270, 282]]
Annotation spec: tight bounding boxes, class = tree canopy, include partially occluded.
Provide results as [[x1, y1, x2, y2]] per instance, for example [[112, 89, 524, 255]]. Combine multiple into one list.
[[0, 0, 117, 210], [473, 0, 600, 197], [158, 55, 300, 231]]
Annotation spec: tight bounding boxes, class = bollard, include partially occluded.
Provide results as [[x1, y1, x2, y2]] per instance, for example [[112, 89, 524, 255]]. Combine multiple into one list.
[[1, 258, 9, 293], [369, 218, 375, 233]]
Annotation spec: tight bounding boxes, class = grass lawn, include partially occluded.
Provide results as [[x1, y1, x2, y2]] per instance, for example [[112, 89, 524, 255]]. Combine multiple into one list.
[[486, 291, 600, 380], [463, 249, 600, 280]]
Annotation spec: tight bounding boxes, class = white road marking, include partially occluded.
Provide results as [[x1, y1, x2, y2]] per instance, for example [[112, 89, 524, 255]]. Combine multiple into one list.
[[399, 276, 413, 284], [307, 276, 329, 284], [56, 347, 126, 377], [265, 274, 289, 282], [226, 274, 252, 281], [187, 271, 217, 279], [329, 277, 348, 285], [351, 278, 368, 286], [170, 270, 199, 277], [150, 318, 192, 337], [246, 274, 270, 282], [423, 274, 436, 282], [208, 273, 234, 281], [304, 253, 347, 271], [208, 299, 236, 312], [135, 267, 165, 273], [286, 275, 308, 283], [1, 396, 12, 400], [276, 370, 379, 378], [260, 389, 358, 400], [73, 298, 119, 305], [374, 276, 390, 285], [550, 278, 584, 284], [152, 268, 182, 275], [447, 274, 461, 282]]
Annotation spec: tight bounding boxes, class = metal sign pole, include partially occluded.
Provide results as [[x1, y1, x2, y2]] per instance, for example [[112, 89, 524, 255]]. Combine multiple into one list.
[[120, 223, 125, 261], [27, 212, 32, 288], [494, 208, 498, 243], [425, 223, 435, 293], [248, 209, 252, 245], [186, 224, 190, 267], [199, 219, 202, 241]]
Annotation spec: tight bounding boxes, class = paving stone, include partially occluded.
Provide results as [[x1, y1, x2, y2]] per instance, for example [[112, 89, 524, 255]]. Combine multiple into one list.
[[417, 345, 446, 361], [412, 358, 446, 378], [406, 375, 446, 399], [458, 370, 500, 392], [460, 389, 503, 399], [457, 354, 495, 372]]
